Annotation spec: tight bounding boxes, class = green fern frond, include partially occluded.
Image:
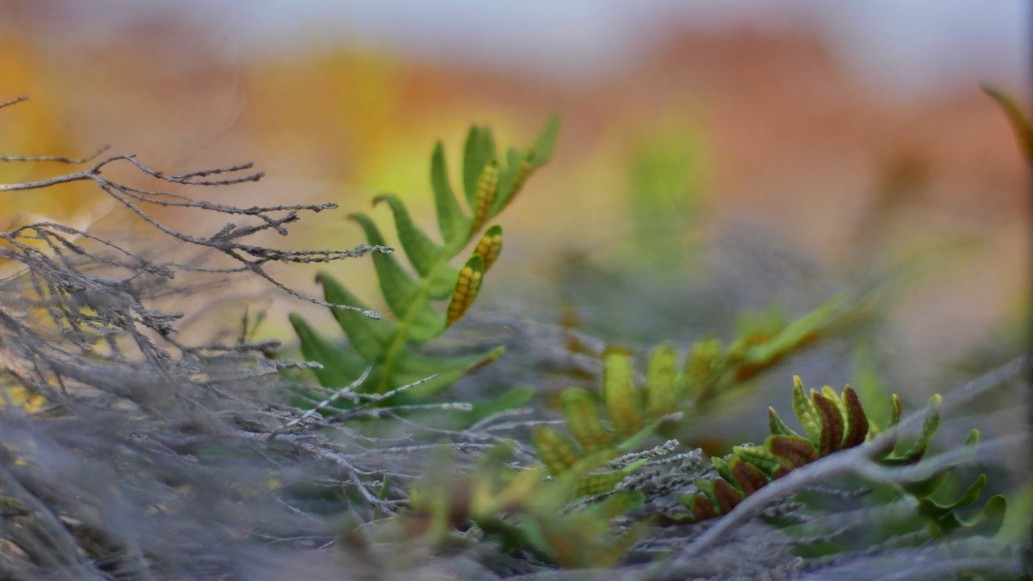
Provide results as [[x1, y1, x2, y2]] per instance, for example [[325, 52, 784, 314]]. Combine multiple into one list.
[[531, 297, 848, 491], [290, 117, 560, 398], [678, 379, 899, 521]]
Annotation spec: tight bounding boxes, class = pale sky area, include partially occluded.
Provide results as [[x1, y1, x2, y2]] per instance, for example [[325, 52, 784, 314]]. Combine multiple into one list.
[[209, 0, 1029, 99], [6, 1, 1027, 100]]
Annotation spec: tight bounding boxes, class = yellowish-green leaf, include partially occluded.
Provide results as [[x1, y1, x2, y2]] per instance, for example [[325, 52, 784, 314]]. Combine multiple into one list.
[[895, 393, 941, 462], [645, 342, 680, 416], [317, 272, 396, 360], [602, 349, 644, 436], [792, 375, 822, 446], [468, 159, 499, 238], [683, 338, 722, 399], [768, 406, 798, 438], [534, 426, 581, 476], [561, 388, 613, 453], [732, 444, 784, 476], [575, 471, 627, 497], [530, 114, 561, 168]]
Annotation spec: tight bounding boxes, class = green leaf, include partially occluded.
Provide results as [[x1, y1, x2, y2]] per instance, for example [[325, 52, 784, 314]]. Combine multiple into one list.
[[293, 120, 557, 401], [904, 471, 951, 499], [316, 272, 396, 361], [371, 194, 443, 275], [895, 394, 941, 462], [561, 388, 612, 454], [712, 456, 734, 484], [768, 407, 798, 437], [535, 426, 581, 476], [462, 385, 535, 426], [645, 342, 680, 416], [948, 475, 988, 511], [531, 114, 561, 167], [463, 125, 497, 208], [384, 346, 503, 398], [971, 495, 1007, 537], [919, 475, 992, 533], [732, 444, 784, 476], [289, 313, 366, 388], [873, 393, 903, 455], [575, 470, 628, 497], [496, 147, 528, 211], [372, 194, 457, 299], [737, 296, 845, 374], [792, 376, 822, 446], [683, 338, 722, 400], [602, 349, 645, 436], [587, 490, 644, 519], [349, 212, 444, 342], [430, 141, 470, 244], [851, 340, 893, 428]]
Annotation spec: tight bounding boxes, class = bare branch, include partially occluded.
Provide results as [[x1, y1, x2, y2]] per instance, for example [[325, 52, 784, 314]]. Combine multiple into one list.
[[0, 145, 111, 164], [0, 148, 387, 314], [0, 95, 28, 109]]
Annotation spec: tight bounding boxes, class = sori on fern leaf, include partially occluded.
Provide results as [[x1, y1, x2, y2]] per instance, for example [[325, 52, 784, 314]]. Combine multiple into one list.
[[532, 297, 848, 497], [676, 376, 1006, 541], [289, 117, 559, 403]]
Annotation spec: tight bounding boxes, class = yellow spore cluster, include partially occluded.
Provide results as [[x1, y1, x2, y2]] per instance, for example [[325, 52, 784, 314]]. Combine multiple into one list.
[[474, 229, 503, 271], [446, 265, 482, 327]]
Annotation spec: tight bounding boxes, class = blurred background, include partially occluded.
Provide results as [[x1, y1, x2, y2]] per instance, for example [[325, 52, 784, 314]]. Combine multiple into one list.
[[1, 0, 1028, 406]]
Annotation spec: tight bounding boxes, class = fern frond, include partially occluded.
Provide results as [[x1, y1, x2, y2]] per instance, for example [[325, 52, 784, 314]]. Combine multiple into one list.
[[291, 117, 559, 397], [676, 378, 1007, 546], [531, 297, 849, 493]]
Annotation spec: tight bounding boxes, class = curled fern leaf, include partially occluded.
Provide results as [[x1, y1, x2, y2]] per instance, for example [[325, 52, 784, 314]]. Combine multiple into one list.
[[676, 377, 1004, 542]]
